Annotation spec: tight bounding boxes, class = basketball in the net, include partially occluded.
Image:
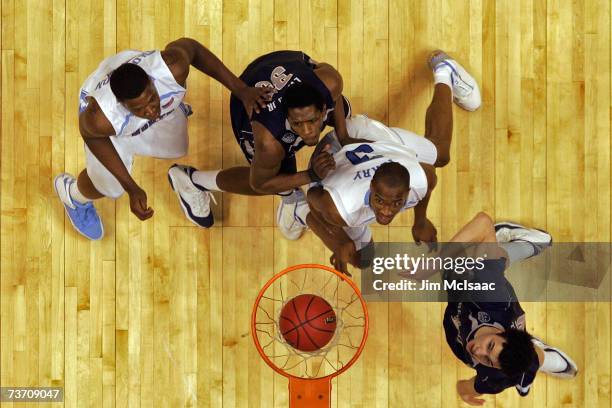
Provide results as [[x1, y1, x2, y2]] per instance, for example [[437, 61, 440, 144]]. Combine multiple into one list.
[[279, 294, 337, 352]]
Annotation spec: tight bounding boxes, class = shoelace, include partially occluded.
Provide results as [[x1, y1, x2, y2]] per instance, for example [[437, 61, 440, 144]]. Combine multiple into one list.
[[191, 189, 216, 215], [496, 228, 512, 243], [279, 200, 307, 229], [452, 73, 473, 96], [183, 168, 217, 212], [74, 202, 98, 226]]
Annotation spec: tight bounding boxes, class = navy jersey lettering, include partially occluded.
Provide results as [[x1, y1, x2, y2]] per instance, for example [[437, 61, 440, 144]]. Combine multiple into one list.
[[229, 51, 340, 162]]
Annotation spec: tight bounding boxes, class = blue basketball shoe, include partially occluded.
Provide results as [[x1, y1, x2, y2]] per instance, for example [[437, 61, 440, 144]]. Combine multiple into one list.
[[54, 173, 104, 240]]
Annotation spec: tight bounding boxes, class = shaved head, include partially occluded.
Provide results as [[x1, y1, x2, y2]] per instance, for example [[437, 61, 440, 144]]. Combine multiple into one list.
[[369, 162, 411, 225], [372, 162, 410, 190]]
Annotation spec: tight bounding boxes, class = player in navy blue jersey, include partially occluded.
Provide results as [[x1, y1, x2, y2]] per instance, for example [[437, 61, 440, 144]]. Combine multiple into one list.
[[168, 51, 354, 238], [414, 213, 578, 405]]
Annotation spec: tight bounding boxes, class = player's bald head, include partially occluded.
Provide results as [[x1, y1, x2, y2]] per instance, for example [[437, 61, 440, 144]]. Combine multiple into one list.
[[372, 162, 410, 191], [369, 162, 410, 225]]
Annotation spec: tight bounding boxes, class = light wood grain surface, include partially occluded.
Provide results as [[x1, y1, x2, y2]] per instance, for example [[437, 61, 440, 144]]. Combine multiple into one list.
[[1, 0, 610, 407]]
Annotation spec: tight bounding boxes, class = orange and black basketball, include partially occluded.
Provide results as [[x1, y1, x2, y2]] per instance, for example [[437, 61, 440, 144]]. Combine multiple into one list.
[[279, 294, 337, 352]]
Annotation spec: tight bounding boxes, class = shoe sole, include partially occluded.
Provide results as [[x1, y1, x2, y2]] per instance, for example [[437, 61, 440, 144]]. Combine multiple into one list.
[[494, 221, 530, 231], [53, 173, 104, 241], [168, 166, 214, 228], [494, 221, 553, 243]]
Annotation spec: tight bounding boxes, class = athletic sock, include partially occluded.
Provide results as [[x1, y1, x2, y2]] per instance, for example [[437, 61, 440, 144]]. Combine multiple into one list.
[[499, 242, 536, 265], [433, 63, 453, 90], [538, 348, 570, 373], [192, 169, 222, 192], [69, 181, 92, 204]]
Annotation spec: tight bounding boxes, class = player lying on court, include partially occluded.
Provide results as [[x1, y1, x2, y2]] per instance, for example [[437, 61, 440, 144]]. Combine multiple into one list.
[[167, 50, 353, 238], [304, 51, 481, 272], [407, 212, 578, 405], [54, 38, 271, 240]]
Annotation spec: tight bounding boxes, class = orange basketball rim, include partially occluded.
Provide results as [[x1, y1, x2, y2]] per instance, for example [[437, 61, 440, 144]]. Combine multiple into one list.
[[251, 264, 369, 408]]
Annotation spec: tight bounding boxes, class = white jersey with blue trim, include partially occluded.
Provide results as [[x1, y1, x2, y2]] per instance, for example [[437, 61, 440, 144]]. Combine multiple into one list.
[[321, 141, 428, 228], [78, 50, 186, 137]]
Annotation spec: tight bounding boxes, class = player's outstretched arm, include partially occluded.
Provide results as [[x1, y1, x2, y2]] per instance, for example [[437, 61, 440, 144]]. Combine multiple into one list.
[[306, 187, 361, 274], [412, 164, 438, 244], [250, 123, 336, 194], [79, 102, 153, 220], [457, 378, 485, 406], [162, 38, 271, 115]]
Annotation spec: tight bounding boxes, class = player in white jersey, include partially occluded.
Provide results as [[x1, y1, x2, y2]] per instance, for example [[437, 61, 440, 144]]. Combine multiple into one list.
[[305, 117, 437, 273], [304, 50, 482, 272], [53, 38, 271, 240]]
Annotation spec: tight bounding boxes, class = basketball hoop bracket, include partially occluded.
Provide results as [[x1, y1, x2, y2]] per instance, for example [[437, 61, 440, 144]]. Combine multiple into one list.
[[289, 377, 331, 407]]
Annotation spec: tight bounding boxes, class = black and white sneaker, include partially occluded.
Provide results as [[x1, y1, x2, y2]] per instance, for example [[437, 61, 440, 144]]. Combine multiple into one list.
[[532, 338, 578, 379], [168, 164, 216, 228], [494, 221, 552, 257]]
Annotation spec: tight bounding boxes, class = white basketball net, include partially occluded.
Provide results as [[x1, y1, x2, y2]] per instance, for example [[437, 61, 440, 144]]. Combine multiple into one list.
[[253, 267, 367, 379]]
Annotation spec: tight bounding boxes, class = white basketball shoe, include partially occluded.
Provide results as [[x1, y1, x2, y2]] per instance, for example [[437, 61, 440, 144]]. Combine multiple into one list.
[[494, 222, 553, 258], [428, 50, 481, 111], [277, 188, 309, 240], [168, 164, 216, 228], [532, 338, 578, 379]]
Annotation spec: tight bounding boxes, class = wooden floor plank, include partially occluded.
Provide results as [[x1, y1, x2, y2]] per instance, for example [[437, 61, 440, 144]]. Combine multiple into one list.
[[0, 1, 609, 407]]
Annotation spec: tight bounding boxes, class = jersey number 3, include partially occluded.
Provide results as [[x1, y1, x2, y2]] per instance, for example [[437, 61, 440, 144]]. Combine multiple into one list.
[[346, 144, 374, 165]]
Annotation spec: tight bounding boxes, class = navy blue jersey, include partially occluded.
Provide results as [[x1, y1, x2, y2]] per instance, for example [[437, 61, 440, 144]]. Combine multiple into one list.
[[230, 51, 350, 171], [443, 259, 540, 396]]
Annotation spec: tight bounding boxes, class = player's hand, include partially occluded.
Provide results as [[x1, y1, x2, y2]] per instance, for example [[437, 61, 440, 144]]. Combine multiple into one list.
[[412, 218, 438, 250], [330, 242, 359, 277], [330, 253, 351, 277], [310, 144, 336, 180], [330, 253, 346, 273], [127, 186, 154, 220], [236, 85, 274, 116], [456, 380, 485, 406], [338, 241, 360, 266], [458, 393, 485, 406]]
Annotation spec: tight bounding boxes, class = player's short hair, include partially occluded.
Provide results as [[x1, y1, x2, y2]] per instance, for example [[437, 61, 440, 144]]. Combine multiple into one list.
[[110, 63, 150, 101], [282, 82, 325, 114], [372, 162, 411, 191], [498, 329, 538, 378]]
